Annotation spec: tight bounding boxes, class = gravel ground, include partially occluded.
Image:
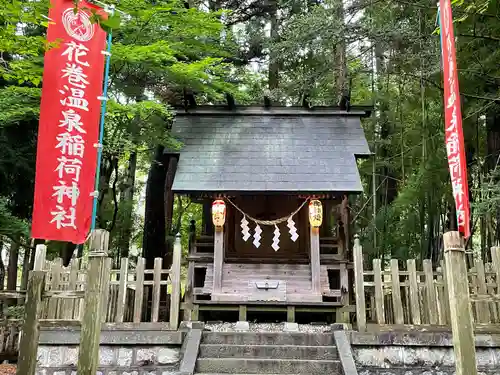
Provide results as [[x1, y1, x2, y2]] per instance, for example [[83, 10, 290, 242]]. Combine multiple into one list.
[[204, 322, 331, 333], [0, 364, 16, 375]]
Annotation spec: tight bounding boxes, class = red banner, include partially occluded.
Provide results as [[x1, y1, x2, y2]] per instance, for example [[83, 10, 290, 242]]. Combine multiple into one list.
[[439, 0, 470, 238], [32, 0, 106, 243]]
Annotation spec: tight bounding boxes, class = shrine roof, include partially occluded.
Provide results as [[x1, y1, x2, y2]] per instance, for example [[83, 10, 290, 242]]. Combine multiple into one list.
[[170, 106, 372, 193]]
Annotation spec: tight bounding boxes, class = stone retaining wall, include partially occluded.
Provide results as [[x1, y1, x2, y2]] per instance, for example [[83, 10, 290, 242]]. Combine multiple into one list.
[[35, 326, 184, 375], [350, 332, 500, 375], [36, 345, 180, 375]]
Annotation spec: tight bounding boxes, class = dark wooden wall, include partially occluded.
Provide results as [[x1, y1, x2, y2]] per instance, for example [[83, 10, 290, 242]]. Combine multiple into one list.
[[226, 196, 308, 263], [223, 196, 342, 263]]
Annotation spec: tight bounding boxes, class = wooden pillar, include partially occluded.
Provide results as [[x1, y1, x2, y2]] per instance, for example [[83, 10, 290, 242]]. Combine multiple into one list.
[[188, 220, 196, 253], [287, 306, 295, 322], [101, 258, 112, 323], [443, 231, 477, 375], [77, 230, 109, 375], [17, 270, 45, 375], [170, 233, 182, 329], [184, 261, 195, 321], [184, 221, 196, 321], [310, 227, 321, 296], [490, 246, 500, 320], [164, 155, 178, 237], [340, 195, 350, 259], [339, 262, 349, 323], [33, 244, 47, 271], [202, 201, 213, 236], [212, 227, 224, 299], [239, 305, 247, 321], [115, 258, 128, 323], [353, 235, 366, 332]]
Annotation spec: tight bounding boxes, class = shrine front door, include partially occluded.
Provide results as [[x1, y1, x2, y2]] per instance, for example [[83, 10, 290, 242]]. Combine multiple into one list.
[[226, 195, 309, 263]]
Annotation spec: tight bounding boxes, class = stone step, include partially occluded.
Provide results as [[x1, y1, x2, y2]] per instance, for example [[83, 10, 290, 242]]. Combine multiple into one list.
[[195, 358, 341, 374], [202, 332, 334, 346], [199, 344, 338, 360]]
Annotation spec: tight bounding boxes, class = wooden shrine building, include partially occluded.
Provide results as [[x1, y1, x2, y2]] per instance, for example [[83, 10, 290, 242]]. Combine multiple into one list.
[[170, 105, 372, 322]]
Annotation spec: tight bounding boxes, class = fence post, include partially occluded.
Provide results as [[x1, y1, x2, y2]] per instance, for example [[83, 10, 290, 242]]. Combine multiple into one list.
[[33, 244, 47, 271], [353, 235, 366, 332], [443, 231, 477, 375], [170, 233, 182, 330], [16, 270, 45, 375], [77, 229, 109, 375]]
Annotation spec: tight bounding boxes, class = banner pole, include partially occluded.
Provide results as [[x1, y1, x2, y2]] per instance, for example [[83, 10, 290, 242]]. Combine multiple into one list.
[[90, 5, 114, 231]]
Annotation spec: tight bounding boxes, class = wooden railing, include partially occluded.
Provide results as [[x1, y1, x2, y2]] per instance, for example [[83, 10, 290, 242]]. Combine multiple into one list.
[[353, 238, 500, 332], [0, 320, 21, 361], [37, 251, 181, 326], [1, 230, 183, 375]]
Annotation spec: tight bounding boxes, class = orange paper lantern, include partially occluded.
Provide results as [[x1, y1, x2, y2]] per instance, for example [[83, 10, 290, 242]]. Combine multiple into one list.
[[212, 200, 226, 227], [309, 199, 323, 228]]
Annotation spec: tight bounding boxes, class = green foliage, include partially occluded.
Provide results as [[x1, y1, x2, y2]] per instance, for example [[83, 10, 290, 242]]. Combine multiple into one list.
[[0, 86, 41, 125], [108, 0, 244, 101], [0, 198, 29, 239], [2, 0, 498, 265], [169, 197, 202, 258], [5, 305, 24, 319], [0, 0, 243, 254], [0, 0, 48, 84], [104, 101, 177, 157]]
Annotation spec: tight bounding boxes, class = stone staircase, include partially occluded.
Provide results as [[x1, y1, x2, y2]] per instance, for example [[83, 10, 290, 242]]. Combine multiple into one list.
[[195, 331, 342, 375]]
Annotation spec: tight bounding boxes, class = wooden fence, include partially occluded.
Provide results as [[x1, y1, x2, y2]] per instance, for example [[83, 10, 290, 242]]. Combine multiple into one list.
[[354, 239, 500, 332], [0, 321, 21, 361], [0, 230, 183, 375], [37, 254, 181, 325]]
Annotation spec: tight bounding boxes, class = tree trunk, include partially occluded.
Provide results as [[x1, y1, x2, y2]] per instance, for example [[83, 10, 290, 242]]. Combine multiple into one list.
[[209, 0, 221, 11], [96, 156, 117, 228], [486, 107, 500, 243], [164, 156, 179, 236], [60, 242, 77, 267], [374, 43, 396, 255], [486, 108, 500, 171], [143, 146, 167, 269], [202, 200, 214, 236], [7, 238, 20, 291], [22, 239, 40, 290], [447, 203, 458, 232], [117, 151, 137, 258], [164, 155, 179, 268], [335, 0, 348, 103], [20, 243, 31, 291], [375, 47, 397, 207], [0, 240, 5, 318], [268, 0, 279, 92]]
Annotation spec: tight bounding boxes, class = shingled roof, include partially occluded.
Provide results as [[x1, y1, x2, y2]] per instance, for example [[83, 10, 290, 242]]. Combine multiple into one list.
[[171, 106, 371, 193]]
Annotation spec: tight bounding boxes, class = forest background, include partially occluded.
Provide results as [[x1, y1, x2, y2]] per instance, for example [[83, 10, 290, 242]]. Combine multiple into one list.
[[1, 0, 500, 306]]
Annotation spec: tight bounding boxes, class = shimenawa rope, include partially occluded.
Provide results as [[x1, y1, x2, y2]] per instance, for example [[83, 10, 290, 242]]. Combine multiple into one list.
[[225, 198, 309, 226]]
